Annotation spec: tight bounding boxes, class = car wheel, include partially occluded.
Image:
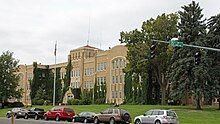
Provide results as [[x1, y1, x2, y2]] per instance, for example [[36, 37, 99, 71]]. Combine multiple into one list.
[[44, 115, 48, 121], [155, 120, 161, 124], [67, 118, 73, 122], [84, 118, 87, 123], [35, 114, 39, 120], [14, 114, 18, 119], [135, 119, 141, 124], [110, 118, 115, 124], [94, 117, 99, 124], [24, 114, 28, 119], [55, 115, 60, 121], [6, 114, 10, 118]]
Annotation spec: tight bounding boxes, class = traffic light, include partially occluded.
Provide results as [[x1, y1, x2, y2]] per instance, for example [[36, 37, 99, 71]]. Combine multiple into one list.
[[150, 44, 156, 59], [194, 52, 201, 65]]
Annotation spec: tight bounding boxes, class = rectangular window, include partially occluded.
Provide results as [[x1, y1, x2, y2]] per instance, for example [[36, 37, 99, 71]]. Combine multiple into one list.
[[104, 77, 106, 83], [112, 91, 114, 98], [112, 62, 115, 69], [104, 62, 107, 70], [116, 76, 118, 83], [120, 75, 122, 83], [112, 76, 115, 83]]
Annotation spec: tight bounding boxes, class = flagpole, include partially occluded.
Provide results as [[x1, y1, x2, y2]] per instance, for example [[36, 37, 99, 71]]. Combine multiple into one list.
[[53, 41, 57, 106]]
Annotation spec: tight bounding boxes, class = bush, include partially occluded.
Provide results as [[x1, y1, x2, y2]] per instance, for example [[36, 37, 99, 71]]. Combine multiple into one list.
[[67, 99, 81, 105], [43, 100, 51, 106], [32, 99, 44, 105], [79, 99, 92, 105], [95, 98, 106, 104], [4, 102, 24, 108]]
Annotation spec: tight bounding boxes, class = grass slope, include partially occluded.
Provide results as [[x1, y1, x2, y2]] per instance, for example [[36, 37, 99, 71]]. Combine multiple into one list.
[[1, 105, 220, 124]]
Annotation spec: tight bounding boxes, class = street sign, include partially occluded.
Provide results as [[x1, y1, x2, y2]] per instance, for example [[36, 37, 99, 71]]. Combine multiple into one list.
[[170, 39, 184, 47]]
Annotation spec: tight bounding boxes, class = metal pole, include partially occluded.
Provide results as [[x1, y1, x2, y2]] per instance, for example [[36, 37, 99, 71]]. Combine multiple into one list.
[[53, 41, 57, 106], [153, 39, 220, 52]]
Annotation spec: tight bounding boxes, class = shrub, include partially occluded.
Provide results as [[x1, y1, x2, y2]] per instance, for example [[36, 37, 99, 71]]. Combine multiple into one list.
[[95, 98, 106, 104], [67, 99, 81, 105], [32, 99, 44, 105], [79, 99, 92, 105], [4, 102, 24, 108]]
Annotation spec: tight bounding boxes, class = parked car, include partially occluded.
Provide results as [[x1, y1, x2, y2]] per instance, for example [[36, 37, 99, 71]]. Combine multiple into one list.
[[6, 108, 27, 119], [134, 109, 179, 124], [94, 108, 131, 124], [43, 106, 75, 122], [73, 112, 96, 123], [24, 108, 45, 120]]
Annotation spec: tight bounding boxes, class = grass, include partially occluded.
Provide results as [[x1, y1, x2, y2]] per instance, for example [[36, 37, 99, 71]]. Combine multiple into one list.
[[1, 105, 220, 124]]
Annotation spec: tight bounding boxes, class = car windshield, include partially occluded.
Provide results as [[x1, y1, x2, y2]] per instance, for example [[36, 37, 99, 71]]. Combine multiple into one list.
[[35, 108, 44, 111], [144, 111, 152, 116], [64, 108, 74, 112], [86, 112, 95, 116]]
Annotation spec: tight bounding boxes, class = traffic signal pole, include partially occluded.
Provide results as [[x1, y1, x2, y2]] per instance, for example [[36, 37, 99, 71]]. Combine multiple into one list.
[[153, 39, 220, 52]]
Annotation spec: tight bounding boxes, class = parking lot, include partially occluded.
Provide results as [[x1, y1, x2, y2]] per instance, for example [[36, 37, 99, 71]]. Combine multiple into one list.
[[0, 117, 81, 124]]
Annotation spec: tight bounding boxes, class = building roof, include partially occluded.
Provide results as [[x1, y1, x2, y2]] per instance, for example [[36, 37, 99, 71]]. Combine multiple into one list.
[[70, 44, 102, 52]]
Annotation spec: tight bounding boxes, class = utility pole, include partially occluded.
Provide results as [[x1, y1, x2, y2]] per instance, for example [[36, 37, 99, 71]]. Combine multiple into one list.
[[53, 41, 57, 106]]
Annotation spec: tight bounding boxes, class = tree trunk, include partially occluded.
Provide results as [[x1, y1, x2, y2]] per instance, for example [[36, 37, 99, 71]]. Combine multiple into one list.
[[161, 86, 166, 105], [147, 67, 153, 104], [218, 97, 220, 110], [195, 88, 202, 110], [154, 82, 160, 104], [161, 74, 166, 105]]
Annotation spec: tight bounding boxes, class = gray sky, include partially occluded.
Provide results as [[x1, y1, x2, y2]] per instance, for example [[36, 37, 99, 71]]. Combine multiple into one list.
[[0, 0, 219, 65]]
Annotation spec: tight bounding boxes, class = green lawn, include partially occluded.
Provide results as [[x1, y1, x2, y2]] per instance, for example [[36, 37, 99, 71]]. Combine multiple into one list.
[[1, 105, 220, 124]]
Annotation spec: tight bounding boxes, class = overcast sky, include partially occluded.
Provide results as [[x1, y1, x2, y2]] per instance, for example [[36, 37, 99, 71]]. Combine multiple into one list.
[[0, 0, 219, 65]]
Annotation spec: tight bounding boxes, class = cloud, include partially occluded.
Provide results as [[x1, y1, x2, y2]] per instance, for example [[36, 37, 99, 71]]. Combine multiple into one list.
[[0, 0, 219, 65]]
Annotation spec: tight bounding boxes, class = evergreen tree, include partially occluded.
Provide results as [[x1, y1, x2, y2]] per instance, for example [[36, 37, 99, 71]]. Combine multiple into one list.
[[169, 1, 208, 109], [55, 67, 62, 103], [30, 62, 40, 100], [207, 14, 220, 109], [62, 59, 72, 101], [124, 70, 132, 103]]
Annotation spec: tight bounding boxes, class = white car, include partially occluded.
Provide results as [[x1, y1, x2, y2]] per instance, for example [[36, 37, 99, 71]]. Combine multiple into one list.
[[134, 109, 179, 124]]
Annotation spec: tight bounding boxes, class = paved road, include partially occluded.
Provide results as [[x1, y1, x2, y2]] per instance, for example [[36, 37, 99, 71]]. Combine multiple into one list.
[[0, 117, 75, 124]]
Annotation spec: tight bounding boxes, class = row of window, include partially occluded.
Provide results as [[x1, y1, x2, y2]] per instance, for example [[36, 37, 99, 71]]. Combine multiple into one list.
[[70, 82, 81, 88], [71, 51, 94, 60], [112, 75, 124, 83], [84, 68, 94, 76], [97, 62, 107, 72], [83, 81, 94, 89], [97, 77, 106, 85], [112, 91, 123, 98], [71, 70, 80, 77], [112, 59, 126, 69]]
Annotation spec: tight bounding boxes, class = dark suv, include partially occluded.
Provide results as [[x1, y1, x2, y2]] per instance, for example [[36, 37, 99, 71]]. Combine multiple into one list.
[[94, 108, 131, 124], [24, 108, 45, 120]]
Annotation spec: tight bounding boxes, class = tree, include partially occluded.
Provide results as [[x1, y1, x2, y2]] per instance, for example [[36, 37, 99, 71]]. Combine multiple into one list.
[[62, 59, 72, 101], [55, 67, 62, 103], [169, 1, 208, 109], [207, 14, 220, 109], [0, 51, 22, 102], [120, 13, 178, 105], [142, 13, 178, 105]]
